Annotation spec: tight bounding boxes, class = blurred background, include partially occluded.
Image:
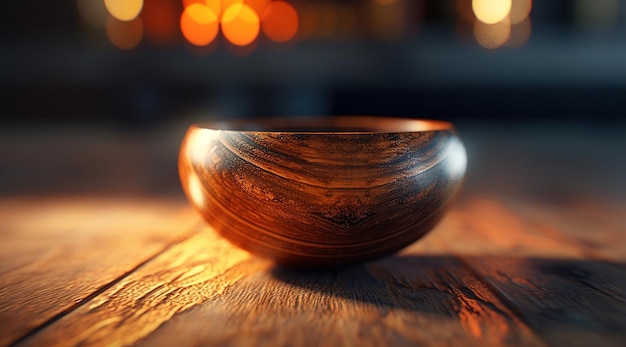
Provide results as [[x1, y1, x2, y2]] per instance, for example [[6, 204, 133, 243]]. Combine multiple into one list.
[[1, 0, 625, 200]]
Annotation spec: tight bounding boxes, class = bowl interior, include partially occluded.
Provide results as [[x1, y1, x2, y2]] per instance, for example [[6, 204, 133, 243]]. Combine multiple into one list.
[[195, 116, 453, 133]]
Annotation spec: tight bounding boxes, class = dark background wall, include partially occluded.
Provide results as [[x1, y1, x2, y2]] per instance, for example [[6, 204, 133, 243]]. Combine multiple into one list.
[[2, 0, 625, 129]]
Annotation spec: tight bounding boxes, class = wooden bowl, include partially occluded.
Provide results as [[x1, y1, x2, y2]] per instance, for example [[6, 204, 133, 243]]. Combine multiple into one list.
[[179, 116, 467, 268]]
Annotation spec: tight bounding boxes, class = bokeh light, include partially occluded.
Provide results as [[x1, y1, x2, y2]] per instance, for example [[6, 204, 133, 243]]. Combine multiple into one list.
[[206, 0, 223, 15], [90, 0, 534, 52], [221, 3, 260, 46], [509, 0, 532, 25], [77, 0, 108, 28], [143, 0, 180, 44], [221, 0, 244, 12], [262, 1, 299, 43], [106, 15, 143, 50], [245, 0, 271, 15], [460, 0, 532, 49], [97, 0, 301, 50], [104, 0, 144, 22], [221, 0, 244, 10], [474, 16, 511, 49], [183, 0, 223, 16], [472, 0, 511, 24], [181, 3, 220, 46]]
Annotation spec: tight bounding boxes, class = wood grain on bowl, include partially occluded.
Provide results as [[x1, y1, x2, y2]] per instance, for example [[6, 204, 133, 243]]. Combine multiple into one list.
[[179, 117, 466, 267]]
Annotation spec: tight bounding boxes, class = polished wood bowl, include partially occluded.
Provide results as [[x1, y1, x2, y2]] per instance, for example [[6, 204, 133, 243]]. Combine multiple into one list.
[[179, 116, 467, 268]]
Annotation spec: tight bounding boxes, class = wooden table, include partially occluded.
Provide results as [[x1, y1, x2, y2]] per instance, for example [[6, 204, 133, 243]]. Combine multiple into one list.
[[1, 120, 625, 347]]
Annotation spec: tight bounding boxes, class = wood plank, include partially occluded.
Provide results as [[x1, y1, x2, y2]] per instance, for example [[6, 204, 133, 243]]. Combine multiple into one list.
[[466, 256, 626, 347], [410, 197, 626, 347], [411, 195, 624, 263], [0, 197, 198, 347], [15, 228, 257, 347], [410, 197, 589, 258], [504, 198, 626, 262], [16, 226, 545, 347], [5, 192, 624, 346], [460, 199, 626, 347], [140, 255, 544, 347]]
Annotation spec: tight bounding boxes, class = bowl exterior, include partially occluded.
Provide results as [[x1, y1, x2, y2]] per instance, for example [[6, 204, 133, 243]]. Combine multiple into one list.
[[179, 127, 466, 267]]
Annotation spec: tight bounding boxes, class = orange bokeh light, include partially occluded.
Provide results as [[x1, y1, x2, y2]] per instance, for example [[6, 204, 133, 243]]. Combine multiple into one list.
[[221, 3, 260, 46], [221, 0, 244, 11], [206, 0, 223, 16], [100, 1, 307, 50], [245, 0, 271, 15], [106, 15, 143, 50], [183, 0, 222, 16], [180, 3, 220, 46], [105, 0, 143, 22], [262, 1, 299, 43]]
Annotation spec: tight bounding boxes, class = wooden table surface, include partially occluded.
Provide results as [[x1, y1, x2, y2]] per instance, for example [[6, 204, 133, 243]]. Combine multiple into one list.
[[1, 120, 625, 347]]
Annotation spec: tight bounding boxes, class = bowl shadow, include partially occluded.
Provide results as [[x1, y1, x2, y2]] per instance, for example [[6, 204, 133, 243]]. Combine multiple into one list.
[[269, 254, 626, 337]]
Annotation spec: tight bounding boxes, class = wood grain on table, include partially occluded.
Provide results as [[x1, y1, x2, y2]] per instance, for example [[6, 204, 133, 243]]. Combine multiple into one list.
[[1, 122, 625, 347]]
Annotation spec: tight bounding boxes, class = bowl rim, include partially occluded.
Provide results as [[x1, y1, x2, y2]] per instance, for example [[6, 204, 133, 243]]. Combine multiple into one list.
[[189, 116, 454, 134]]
